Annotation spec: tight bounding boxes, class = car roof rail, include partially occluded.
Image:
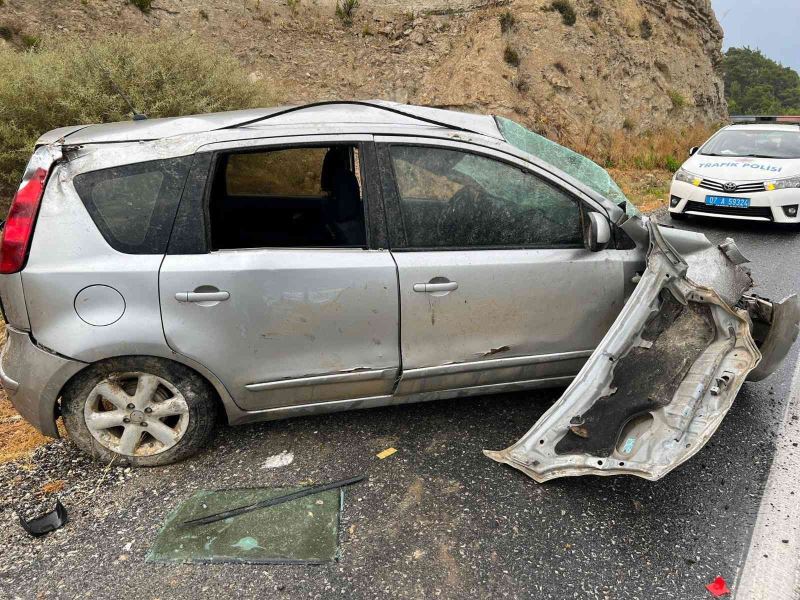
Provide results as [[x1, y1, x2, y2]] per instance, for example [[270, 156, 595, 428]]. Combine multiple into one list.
[[731, 115, 800, 126], [218, 100, 485, 136]]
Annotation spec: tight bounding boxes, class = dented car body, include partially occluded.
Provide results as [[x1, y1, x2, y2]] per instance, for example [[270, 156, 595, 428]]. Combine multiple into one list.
[[0, 101, 797, 470], [487, 220, 799, 481]]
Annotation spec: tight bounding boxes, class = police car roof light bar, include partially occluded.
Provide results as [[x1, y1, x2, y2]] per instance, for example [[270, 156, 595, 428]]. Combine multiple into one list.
[[731, 115, 800, 126]]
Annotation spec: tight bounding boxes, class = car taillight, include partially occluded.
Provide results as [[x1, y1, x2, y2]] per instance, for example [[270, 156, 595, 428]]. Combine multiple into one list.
[[0, 149, 56, 274]]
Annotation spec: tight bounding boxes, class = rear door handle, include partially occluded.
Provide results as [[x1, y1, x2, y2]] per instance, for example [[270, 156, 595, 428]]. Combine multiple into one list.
[[175, 291, 230, 303], [413, 282, 458, 293]]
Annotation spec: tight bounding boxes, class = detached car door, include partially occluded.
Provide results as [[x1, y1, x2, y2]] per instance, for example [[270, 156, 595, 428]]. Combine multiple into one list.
[[376, 138, 628, 395], [159, 136, 400, 411]]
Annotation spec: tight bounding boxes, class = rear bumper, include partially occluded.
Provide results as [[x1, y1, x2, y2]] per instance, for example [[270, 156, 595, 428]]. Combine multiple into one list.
[[0, 326, 86, 437], [669, 181, 800, 223]]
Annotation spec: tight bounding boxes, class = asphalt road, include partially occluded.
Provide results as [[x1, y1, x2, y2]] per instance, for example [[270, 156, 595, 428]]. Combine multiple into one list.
[[1, 213, 798, 600]]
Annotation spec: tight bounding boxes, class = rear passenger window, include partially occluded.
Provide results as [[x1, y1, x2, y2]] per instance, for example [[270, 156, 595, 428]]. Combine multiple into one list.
[[74, 157, 192, 254], [388, 146, 583, 249], [226, 148, 327, 197], [209, 145, 366, 250]]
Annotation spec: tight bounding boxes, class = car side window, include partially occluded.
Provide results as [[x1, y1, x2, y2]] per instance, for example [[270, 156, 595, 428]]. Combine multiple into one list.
[[388, 145, 583, 249], [73, 156, 192, 254], [209, 145, 366, 250]]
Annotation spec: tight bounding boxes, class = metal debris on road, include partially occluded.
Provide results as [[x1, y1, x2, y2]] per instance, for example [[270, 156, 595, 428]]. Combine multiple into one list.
[[376, 448, 397, 460]]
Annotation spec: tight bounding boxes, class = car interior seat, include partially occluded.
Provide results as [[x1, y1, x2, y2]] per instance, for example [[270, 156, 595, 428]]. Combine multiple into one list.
[[320, 147, 366, 246]]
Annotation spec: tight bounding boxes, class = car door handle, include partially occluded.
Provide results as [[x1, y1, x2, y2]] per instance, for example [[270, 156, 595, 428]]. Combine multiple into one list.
[[413, 281, 458, 293], [175, 291, 230, 303]]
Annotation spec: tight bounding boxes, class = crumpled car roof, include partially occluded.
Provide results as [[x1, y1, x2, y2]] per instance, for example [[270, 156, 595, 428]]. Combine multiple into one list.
[[36, 100, 504, 146]]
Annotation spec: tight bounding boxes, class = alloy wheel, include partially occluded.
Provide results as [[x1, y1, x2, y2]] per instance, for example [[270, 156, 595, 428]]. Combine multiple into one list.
[[83, 372, 190, 457]]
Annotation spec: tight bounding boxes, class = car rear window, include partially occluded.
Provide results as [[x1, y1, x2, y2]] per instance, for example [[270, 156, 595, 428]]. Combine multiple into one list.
[[74, 157, 192, 254]]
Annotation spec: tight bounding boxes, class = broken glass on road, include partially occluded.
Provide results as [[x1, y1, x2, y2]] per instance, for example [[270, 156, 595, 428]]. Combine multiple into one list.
[[147, 486, 342, 564]]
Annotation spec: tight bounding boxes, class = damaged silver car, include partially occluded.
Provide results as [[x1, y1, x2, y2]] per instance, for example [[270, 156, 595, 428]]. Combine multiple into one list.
[[0, 101, 796, 475]]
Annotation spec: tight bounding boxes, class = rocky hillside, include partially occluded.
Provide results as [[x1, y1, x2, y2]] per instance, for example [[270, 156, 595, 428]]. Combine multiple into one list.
[[0, 0, 725, 145]]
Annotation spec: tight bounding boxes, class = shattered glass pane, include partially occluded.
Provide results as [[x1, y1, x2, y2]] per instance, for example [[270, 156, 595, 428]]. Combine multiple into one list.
[[389, 145, 583, 248], [146, 487, 342, 564], [495, 117, 639, 216]]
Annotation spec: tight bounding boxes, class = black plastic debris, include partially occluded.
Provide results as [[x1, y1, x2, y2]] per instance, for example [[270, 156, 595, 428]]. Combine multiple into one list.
[[18, 499, 68, 537]]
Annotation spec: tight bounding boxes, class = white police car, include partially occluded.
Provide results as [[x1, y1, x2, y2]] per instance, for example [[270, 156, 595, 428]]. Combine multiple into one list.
[[669, 116, 800, 225]]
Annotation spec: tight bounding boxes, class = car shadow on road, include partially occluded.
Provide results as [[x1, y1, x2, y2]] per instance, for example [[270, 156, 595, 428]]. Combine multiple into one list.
[[669, 214, 800, 238]]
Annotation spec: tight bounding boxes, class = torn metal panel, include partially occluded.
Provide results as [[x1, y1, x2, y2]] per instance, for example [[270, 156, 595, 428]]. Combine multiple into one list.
[[486, 221, 768, 482], [744, 294, 800, 382]]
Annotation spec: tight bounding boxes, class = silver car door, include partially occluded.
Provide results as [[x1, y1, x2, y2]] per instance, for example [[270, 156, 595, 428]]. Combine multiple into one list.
[[159, 135, 400, 411], [375, 137, 632, 396]]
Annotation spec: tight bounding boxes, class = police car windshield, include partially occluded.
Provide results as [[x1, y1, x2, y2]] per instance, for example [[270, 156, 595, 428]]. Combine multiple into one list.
[[700, 129, 800, 159]]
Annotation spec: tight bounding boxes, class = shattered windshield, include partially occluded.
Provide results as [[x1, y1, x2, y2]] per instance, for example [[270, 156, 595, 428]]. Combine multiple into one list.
[[495, 117, 639, 216]]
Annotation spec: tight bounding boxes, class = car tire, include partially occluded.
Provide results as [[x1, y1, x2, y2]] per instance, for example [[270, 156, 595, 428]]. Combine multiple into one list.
[[669, 212, 688, 221], [62, 357, 218, 467]]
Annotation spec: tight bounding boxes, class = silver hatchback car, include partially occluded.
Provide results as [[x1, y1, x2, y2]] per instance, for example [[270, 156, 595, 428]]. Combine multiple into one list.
[[0, 101, 795, 476]]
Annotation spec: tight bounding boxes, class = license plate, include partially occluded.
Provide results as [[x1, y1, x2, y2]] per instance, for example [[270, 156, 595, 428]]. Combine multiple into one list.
[[706, 195, 751, 208]]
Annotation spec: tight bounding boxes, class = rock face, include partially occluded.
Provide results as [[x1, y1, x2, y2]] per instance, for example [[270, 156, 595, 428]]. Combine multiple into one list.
[[0, 0, 726, 143]]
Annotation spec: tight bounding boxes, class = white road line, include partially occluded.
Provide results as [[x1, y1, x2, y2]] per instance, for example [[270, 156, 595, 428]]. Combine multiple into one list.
[[735, 356, 800, 600]]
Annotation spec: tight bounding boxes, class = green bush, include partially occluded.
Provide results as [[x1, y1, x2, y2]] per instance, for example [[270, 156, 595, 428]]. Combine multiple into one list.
[[129, 0, 152, 13], [335, 0, 359, 25], [550, 0, 576, 26], [21, 34, 41, 50], [664, 155, 681, 172], [639, 17, 652, 40], [622, 117, 636, 132], [668, 89, 686, 110], [499, 10, 516, 33], [503, 45, 520, 67], [0, 34, 276, 205]]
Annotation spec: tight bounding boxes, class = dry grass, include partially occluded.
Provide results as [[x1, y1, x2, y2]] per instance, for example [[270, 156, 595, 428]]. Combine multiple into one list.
[[569, 123, 715, 171], [613, 0, 645, 36], [609, 168, 673, 212], [0, 393, 51, 464], [41, 479, 66, 494], [559, 121, 715, 211]]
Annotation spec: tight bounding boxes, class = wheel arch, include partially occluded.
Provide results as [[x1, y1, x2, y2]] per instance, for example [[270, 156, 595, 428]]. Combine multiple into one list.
[[56, 352, 239, 429]]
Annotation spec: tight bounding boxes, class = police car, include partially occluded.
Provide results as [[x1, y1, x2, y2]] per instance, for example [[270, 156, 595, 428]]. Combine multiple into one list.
[[669, 116, 800, 225]]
